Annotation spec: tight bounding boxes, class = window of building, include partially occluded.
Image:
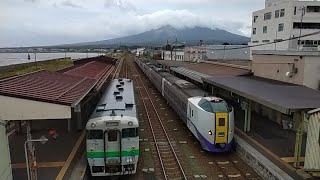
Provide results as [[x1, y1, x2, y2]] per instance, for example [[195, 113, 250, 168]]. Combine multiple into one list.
[[274, 39, 283, 42], [252, 40, 259, 43], [294, 7, 297, 15], [253, 15, 258, 22], [278, 23, 284, 31], [293, 22, 320, 29], [262, 40, 270, 42], [264, 12, 272, 20], [307, 6, 320, 12], [275, 10, 280, 18], [280, 9, 285, 17], [253, 28, 256, 34], [263, 26, 268, 33]]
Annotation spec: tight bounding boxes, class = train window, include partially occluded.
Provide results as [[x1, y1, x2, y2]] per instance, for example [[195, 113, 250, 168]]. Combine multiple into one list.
[[200, 101, 213, 112], [108, 131, 118, 141], [210, 101, 229, 113], [192, 110, 193, 117], [122, 128, 137, 138], [87, 130, 103, 139], [136, 128, 139, 137], [219, 118, 226, 126]]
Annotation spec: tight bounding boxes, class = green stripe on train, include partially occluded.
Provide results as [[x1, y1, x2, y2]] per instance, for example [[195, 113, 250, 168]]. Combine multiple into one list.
[[87, 149, 139, 158]]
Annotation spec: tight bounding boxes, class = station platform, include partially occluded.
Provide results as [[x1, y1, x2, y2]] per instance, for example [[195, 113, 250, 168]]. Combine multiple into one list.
[[151, 59, 320, 180], [8, 120, 85, 180], [0, 56, 118, 180]]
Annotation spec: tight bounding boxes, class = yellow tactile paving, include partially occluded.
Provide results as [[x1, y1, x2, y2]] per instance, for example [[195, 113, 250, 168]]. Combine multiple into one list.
[[55, 130, 86, 180], [12, 161, 65, 169], [281, 157, 305, 163]]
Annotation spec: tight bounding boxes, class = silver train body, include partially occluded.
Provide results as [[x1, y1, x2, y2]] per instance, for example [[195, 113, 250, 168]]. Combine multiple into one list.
[[86, 79, 139, 176], [135, 59, 234, 152]]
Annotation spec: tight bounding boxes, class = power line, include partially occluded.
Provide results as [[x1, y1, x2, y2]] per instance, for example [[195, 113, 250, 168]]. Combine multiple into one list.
[[207, 30, 320, 51]]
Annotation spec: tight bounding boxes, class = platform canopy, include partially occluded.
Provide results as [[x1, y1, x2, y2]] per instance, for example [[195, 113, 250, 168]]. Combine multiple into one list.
[[203, 76, 320, 114]]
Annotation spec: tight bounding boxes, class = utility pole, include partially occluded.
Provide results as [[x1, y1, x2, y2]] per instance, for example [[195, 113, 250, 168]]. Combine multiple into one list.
[[174, 38, 177, 61], [275, 30, 278, 50], [34, 53, 37, 69], [298, 6, 306, 51], [223, 45, 226, 60], [26, 121, 37, 180]]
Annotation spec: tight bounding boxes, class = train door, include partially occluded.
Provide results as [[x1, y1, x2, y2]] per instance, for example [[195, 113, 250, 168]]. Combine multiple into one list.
[[215, 113, 228, 143], [105, 130, 121, 164]]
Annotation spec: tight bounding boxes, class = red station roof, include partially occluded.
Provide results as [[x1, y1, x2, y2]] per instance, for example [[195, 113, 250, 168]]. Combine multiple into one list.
[[0, 56, 116, 106], [0, 71, 95, 105]]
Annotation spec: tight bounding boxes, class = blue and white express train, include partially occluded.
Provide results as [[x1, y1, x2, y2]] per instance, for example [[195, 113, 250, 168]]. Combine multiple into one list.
[[135, 59, 234, 152]]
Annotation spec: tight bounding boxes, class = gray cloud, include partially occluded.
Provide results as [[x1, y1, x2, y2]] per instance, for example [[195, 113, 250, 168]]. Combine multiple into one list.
[[104, 0, 135, 11], [0, 0, 263, 47], [60, 0, 82, 8]]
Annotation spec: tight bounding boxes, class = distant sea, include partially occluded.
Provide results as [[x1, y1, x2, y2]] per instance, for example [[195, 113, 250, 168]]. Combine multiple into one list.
[[0, 53, 101, 67]]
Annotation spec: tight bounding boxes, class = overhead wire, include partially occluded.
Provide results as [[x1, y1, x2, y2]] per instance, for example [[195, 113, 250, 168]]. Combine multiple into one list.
[[207, 30, 320, 51]]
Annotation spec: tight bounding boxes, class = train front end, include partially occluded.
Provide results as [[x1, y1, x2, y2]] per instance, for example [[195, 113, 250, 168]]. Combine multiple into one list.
[[86, 117, 139, 176], [187, 97, 234, 152]]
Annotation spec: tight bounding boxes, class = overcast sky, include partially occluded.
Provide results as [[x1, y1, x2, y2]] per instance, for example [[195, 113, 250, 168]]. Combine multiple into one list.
[[0, 0, 265, 47]]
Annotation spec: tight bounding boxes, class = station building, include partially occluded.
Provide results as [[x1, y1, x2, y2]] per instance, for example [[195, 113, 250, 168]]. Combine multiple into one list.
[[250, 0, 320, 52], [0, 56, 117, 180]]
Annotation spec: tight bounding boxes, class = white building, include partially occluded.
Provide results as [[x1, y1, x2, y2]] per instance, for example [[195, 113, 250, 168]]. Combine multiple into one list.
[[161, 50, 185, 61], [250, 0, 320, 53], [136, 48, 146, 57], [0, 122, 13, 180], [252, 50, 320, 90], [184, 46, 207, 62]]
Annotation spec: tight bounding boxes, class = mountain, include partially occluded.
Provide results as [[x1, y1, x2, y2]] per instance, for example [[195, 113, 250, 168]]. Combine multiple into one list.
[[63, 25, 250, 48]]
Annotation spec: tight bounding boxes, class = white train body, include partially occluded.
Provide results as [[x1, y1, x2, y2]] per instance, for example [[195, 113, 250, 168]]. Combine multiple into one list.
[[135, 58, 234, 152], [86, 79, 139, 176], [187, 97, 234, 151]]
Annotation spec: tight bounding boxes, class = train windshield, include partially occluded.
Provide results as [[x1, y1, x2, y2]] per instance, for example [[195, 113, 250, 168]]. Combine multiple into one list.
[[122, 128, 139, 138], [198, 99, 231, 113], [87, 130, 103, 139]]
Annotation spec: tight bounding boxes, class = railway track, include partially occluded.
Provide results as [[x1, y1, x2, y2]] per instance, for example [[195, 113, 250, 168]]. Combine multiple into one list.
[[132, 61, 187, 180]]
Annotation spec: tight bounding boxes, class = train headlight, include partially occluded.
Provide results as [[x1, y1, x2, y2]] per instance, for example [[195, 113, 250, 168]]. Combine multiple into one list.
[[91, 122, 96, 128], [208, 130, 212, 135], [128, 121, 133, 126]]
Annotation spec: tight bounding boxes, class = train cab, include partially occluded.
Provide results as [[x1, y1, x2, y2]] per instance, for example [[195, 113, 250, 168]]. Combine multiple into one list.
[[187, 97, 234, 152]]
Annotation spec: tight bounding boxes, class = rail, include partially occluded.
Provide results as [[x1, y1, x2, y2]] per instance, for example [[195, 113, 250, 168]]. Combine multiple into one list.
[[132, 63, 187, 180]]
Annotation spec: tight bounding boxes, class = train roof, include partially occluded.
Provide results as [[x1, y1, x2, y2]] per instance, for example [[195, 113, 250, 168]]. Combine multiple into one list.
[[90, 79, 136, 120], [163, 74, 207, 97]]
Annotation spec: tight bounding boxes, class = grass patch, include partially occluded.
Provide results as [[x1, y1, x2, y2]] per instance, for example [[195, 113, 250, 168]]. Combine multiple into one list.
[[0, 58, 74, 79]]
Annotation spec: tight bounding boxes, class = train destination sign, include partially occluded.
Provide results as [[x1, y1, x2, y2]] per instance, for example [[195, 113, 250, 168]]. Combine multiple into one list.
[[106, 122, 119, 127]]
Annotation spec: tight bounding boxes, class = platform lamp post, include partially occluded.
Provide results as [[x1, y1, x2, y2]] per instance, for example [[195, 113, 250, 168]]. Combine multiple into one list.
[[24, 136, 48, 180]]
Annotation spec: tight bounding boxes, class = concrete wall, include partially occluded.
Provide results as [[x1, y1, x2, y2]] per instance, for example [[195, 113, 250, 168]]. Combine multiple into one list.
[[0, 96, 71, 120], [252, 54, 305, 85], [0, 123, 12, 180], [303, 56, 320, 90], [207, 45, 250, 60]]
